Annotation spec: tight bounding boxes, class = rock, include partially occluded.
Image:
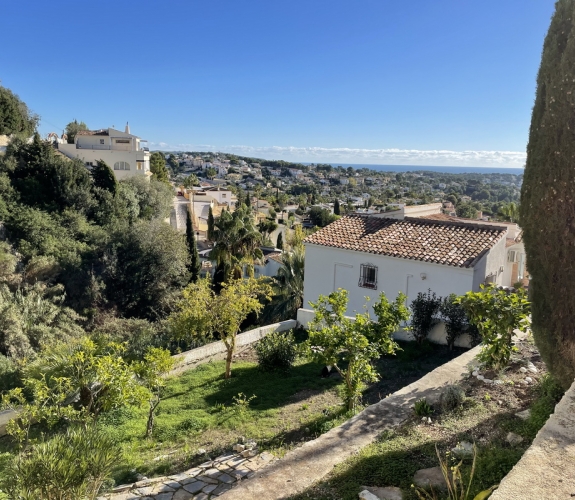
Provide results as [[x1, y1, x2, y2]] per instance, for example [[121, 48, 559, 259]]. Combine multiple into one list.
[[483, 378, 493, 384], [197, 448, 207, 455], [451, 441, 474, 458], [519, 367, 528, 373], [135, 473, 147, 481], [472, 370, 479, 377], [234, 444, 245, 452], [413, 466, 447, 490], [237, 435, 246, 443], [494, 380, 503, 385], [241, 449, 257, 458], [112, 484, 134, 493], [361, 486, 403, 500], [525, 377, 533, 384], [183, 480, 206, 494], [477, 375, 485, 381], [359, 490, 381, 500], [515, 409, 531, 420], [506, 432, 524, 445]]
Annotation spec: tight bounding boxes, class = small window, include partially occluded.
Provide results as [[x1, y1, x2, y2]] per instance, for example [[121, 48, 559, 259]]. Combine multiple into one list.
[[115, 139, 130, 144], [114, 161, 130, 171], [485, 273, 497, 285], [507, 250, 516, 262], [359, 264, 378, 289], [100, 139, 104, 145], [137, 161, 143, 170]]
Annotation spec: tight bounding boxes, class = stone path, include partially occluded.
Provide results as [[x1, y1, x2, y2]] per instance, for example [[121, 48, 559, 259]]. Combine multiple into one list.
[[98, 450, 276, 500]]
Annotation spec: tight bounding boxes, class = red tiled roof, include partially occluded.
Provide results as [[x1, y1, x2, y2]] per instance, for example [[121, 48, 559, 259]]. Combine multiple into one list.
[[267, 252, 283, 264], [303, 215, 507, 268], [418, 213, 461, 222]]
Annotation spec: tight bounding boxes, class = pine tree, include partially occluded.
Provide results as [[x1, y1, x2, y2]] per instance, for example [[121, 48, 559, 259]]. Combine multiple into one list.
[[277, 232, 283, 250], [520, 0, 575, 388], [186, 210, 201, 282], [334, 199, 340, 216], [92, 160, 117, 194], [207, 206, 215, 241]]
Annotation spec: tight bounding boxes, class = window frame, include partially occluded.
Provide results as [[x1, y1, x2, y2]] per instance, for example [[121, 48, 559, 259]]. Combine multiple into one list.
[[358, 263, 378, 290]]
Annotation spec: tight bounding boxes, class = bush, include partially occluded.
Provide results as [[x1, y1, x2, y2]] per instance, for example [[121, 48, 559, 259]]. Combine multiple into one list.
[[410, 289, 441, 344], [2, 425, 119, 500], [414, 398, 433, 417], [439, 294, 480, 349], [255, 331, 298, 373], [439, 384, 465, 413]]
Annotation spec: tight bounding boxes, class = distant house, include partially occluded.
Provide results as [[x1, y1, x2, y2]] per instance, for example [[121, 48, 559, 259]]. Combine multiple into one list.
[[58, 124, 151, 180], [299, 215, 507, 317]]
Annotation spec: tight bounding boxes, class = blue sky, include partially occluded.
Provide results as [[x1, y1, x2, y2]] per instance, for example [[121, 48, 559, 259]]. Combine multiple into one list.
[[0, 0, 555, 167]]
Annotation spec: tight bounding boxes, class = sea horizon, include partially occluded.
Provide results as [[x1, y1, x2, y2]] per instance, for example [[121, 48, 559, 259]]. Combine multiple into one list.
[[302, 163, 524, 175]]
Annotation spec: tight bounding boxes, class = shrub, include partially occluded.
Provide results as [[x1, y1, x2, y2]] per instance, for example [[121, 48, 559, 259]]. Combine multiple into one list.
[[414, 398, 433, 417], [3, 425, 119, 500], [439, 385, 465, 413], [440, 294, 480, 349], [410, 289, 441, 344], [457, 286, 530, 369], [255, 331, 298, 373]]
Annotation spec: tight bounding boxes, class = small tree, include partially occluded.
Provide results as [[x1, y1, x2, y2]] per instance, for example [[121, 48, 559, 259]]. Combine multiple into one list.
[[186, 210, 201, 282], [304, 289, 408, 411], [170, 278, 272, 378], [334, 198, 340, 215], [206, 167, 217, 180], [150, 152, 170, 184], [92, 160, 117, 194], [134, 347, 174, 438], [207, 206, 215, 241], [276, 232, 283, 250], [410, 289, 441, 344], [456, 285, 530, 369]]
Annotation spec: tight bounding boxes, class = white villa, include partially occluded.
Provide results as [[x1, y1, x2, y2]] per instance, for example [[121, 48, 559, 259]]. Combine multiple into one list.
[[299, 214, 508, 317], [58, 124, 151, 181]]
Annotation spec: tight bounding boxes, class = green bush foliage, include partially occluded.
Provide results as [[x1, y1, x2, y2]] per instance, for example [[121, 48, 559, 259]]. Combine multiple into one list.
[[2, 426, 119, 500], [414, 398, 433, 417], [457, 286, 530, 369], [439, 384, 466, 413], [255, 331, 298, 373], [410, 289, 441, 344], [440, 294, 480, 349], [520, 0, 575, 389]]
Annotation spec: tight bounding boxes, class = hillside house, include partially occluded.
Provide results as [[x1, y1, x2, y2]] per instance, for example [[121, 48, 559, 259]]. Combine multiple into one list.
[[299, 215, 507, 317], [58, 124, 151, 181]]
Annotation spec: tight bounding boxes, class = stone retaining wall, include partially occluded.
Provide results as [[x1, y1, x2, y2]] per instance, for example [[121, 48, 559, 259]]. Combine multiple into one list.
[[489, 378, 575, 499]]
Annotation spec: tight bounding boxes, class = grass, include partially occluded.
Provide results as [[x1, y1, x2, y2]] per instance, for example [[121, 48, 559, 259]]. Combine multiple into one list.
[[0, 340, 478, 488], [290, 365, 565, 499]]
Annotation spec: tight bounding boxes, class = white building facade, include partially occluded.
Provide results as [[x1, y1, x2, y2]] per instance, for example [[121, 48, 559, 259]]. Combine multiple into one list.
[[58, 125, 151, 181]]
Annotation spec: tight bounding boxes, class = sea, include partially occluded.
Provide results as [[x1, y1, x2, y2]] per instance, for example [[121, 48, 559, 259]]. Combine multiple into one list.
[[304, 163, 524, 176]]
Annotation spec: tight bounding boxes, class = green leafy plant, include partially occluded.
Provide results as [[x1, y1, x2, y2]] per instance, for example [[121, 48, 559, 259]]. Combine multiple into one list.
[[440, 294, 481, 349], [456, 285, 530, 369], [255, 331, 298, 373], [439, 385, 466, 413], [3, 425, 119, 500], [414, 444, 497, 500], [410, 289, 441, 344], [414, 398, 433, 417], [303, 289, 409, 411], [232, 392, 256, 414]]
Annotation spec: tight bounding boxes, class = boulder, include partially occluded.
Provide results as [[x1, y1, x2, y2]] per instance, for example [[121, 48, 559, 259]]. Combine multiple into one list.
[[515, 409, 531, 420], [360, 485, 403, 500], [506, 432, 524, 445], [359, 491, 381, 500], [413, 466, 447, 490], [451, 441, 474, 458]]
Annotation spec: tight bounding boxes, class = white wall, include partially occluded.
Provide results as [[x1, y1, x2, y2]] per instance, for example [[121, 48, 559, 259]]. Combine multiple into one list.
[[501, 241, 526, 287], [471, 235, 506, 290], [303, 243, 475, 316]]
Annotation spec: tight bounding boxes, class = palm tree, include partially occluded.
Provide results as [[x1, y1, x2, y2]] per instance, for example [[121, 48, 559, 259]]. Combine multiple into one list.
[[211, 204, 263, 285], [499, 202, 519, 223], [263, 246, 305, 322]]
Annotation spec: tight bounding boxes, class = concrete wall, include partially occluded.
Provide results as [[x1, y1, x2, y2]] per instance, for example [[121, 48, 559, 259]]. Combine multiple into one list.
[[303, 243, 475, 317], [472, 235, 506, 290], [490, 378, 575, 499], [172, 319, 297, 372], [296, 308, 473, 348]]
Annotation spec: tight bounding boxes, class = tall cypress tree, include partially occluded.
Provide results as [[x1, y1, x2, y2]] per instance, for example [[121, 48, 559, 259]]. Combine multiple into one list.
[[207, 206, 215, 241], [276, 232, 283, 250], [186, 210, 201, 282], [520, 0, 575, 388], [92, 160, 117, 194], [334, 198, 340, 216]]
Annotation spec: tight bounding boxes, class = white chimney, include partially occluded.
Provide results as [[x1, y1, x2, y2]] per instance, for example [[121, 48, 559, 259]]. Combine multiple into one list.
[[125, 122, 130, 134]]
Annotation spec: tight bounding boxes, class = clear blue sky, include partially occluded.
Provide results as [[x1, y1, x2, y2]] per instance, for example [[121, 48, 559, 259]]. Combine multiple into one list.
[[0, 0, 555, 167]]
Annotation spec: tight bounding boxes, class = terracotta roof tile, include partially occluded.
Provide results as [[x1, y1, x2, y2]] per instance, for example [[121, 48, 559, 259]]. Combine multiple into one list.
[[303, 215, 507, 268], [76, 129, 109, 136]]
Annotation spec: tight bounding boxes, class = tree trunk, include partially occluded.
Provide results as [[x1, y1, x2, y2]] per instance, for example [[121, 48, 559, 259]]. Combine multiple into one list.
[[224, 336, 236, 379], [146, 399, 159, 438]]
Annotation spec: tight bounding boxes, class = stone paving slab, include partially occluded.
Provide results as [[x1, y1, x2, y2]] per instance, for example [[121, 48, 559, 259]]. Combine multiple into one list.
[[98, 448, 277, 500]]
